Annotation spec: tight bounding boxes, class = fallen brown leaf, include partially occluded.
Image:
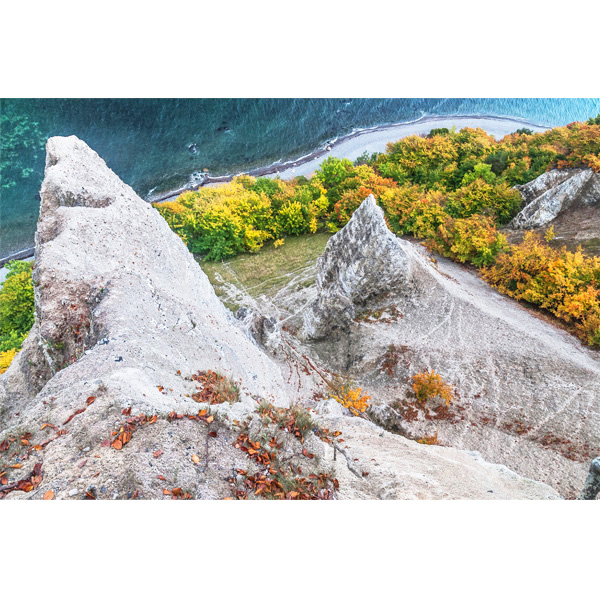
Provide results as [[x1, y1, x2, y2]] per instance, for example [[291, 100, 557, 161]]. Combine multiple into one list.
[[153, 450, 163, 459], [63, 408, 85, 425]]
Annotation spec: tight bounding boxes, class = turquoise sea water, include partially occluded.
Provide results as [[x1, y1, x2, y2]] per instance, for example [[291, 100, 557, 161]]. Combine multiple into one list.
[[1, 98, 599, 258]]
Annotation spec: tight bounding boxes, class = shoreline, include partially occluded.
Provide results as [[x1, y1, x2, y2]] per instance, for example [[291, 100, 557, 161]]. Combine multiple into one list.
[[0, 113, 549, 267], [148, 113, 549, 203]]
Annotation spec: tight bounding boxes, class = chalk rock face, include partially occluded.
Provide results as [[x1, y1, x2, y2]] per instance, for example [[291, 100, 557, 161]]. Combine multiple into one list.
[[302, 195, 412, 339], [0, 138, 566, 501], [511, 168, 600, 229], [0, 137, 294, 498], [289, 193, 600, 497], [6, 136, 287, 408]]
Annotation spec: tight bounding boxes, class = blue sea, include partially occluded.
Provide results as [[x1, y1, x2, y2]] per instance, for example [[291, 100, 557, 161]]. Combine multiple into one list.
[[1, 98, 599, 258]]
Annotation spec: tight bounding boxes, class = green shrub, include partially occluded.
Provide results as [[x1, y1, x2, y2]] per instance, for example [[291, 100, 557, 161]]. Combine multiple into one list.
[[0, 260, 34, 338], [0, 330, 28, 353], [446, 179, 522, 224], [0, 260, 34, 372], [314, 157, 355, 205], [277, 201, 310, 235], [246, 176, 283, 199], [427, 128, 450, 137], [587, 114, 600, 126], [159, 181, 275, 260], [353, 150, 380, 166]]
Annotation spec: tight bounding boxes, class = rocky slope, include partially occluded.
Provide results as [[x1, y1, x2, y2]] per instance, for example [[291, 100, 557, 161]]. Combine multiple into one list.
[[0, 137, 560, 500], [508, 168, 600, 255], [246, 197, 599, 498]]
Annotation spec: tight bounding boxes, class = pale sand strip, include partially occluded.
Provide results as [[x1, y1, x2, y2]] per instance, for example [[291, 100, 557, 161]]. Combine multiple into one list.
[[265, 115, 548, 181], [165, 114, 547, 195]]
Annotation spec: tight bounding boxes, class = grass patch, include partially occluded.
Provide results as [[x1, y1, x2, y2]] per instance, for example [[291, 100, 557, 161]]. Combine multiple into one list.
[[199, 233, 331, 309], [191, 370, 240, 405]]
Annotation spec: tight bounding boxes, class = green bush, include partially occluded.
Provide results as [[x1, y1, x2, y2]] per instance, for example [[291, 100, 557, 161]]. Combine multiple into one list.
[[277, 201, 310, 235], [0, 260, 34, 372], [587, 114, 600, 126], [246, 176, 283, 199], [427, 128, 450, 137], [353, 150, 380, 166], [0, 260, 34, 339], [314, 157, 355, 205], [446, 179, 522, 224]]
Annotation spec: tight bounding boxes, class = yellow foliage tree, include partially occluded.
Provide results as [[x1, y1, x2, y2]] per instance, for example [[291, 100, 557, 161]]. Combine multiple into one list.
[[330, 384, 371, 416], [412, 370, 454, 406], [0, 348, 17, 374]]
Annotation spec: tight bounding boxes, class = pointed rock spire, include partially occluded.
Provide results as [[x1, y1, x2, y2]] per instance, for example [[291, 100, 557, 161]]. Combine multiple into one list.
[[302, 195, 413, 339]]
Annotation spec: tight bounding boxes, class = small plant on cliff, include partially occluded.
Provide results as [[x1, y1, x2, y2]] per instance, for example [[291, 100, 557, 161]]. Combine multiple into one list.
[[417, 432, 440, 445], [191, 370, 240, 404], [329, 380, 371, 416], [412, 370, 454, 407], [256, 400, 316, 441]]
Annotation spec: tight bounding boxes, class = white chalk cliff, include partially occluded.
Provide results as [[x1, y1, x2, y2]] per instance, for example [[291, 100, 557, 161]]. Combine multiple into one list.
[[0, 138, 567, 500], [292, 196, 600, 498], [510, 168, 600, 229]]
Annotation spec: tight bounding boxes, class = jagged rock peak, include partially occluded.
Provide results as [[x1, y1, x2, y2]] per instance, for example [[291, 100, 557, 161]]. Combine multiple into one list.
[[510, 168, 600, 229], [2, 135, 289, 413], [302, 195, 413, 340]]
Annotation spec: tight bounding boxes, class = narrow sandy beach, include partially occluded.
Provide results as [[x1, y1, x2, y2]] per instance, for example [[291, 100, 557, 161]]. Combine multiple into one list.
[[263, 115, 548, 181], [153, 114, 548, 200]]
